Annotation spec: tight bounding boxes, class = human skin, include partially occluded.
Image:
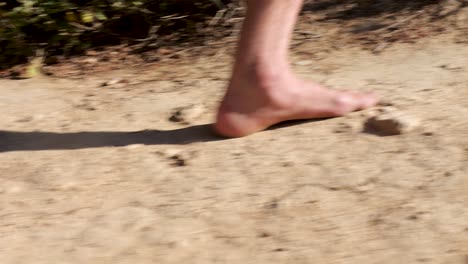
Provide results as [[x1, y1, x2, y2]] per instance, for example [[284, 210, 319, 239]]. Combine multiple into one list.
[[214, 0, 378, 137]]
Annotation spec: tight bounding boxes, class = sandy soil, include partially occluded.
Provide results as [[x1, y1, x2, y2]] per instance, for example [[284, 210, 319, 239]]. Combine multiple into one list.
[[1, 10, 468, 264]]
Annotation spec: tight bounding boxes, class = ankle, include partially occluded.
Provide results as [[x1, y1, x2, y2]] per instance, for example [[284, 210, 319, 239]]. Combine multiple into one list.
[[229, 59, 298, 108], [236, 56, 292, 86]]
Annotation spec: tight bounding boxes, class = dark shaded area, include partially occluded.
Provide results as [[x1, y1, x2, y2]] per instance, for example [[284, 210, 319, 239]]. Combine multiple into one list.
[[270, 118, 331, 130], [0, 118, 333, 152], [362, 125, 396, 137], [0, 0, 21, 10], [303, 0, 351, 12], [0, 125, 225, 153], [0, 0, 229, 69], [304, 0, 442, 19]]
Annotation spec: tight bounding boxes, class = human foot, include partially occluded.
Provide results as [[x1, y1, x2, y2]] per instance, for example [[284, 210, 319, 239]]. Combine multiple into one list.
[[214, 70, 378, 138]]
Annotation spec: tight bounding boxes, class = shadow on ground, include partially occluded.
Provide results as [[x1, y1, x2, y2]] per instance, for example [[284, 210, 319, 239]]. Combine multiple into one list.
[[0, 124, 224, 152], [0, 118, 340, 152]]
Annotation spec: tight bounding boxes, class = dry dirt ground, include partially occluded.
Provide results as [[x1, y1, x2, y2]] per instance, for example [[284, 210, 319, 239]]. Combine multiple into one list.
[[1, 7, 468, 264]]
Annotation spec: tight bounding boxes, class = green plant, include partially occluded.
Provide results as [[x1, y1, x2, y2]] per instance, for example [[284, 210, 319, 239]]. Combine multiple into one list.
[[0, 0, 226, 69]]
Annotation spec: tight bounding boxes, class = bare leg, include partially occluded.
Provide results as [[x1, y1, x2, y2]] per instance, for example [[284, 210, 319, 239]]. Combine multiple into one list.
[[214, 0, 378, 137]]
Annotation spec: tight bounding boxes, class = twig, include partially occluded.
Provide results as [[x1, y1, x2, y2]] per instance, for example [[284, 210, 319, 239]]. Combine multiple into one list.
[[209, 9, 227, 26], [159, 48, 193, 60], [160, 14, 189, 21], [295, 30, 322, 39], [374, 11, 423, 34], [131, 25, 161, 52]]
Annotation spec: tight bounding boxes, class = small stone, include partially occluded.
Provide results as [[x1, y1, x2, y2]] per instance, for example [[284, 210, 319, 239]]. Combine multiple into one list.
[[422, 131, 434, 136], [101, 78, 129, 87], [83, 57, 99, 64], [157, 149, 197, 167], [157, 148, 183, 158], [365, 112, 420, 135], [86, 50, 98, 56], [273, 248, 287, 252], [258, 232, 271, 238], [171, 155, 188, 167], [294, 60, 313, 66], [157, 48, 172, 55], [169, 104, 206, 124]]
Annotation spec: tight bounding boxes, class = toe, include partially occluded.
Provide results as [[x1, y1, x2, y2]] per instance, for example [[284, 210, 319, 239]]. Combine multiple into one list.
[[330, 93, 358, 115], [355, 92, 379, 110], [331, 91, 378, 115]]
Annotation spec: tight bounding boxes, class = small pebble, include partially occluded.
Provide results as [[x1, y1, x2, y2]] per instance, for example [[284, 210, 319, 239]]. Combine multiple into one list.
[[294, 60, 313, 66], [101, 78, 129, 87], [83, 57, 99, 64], [157, 149, 197, 167], [169, 104, 206, 124], [158, 148, 183, 158], [157, 48, 172, 55]]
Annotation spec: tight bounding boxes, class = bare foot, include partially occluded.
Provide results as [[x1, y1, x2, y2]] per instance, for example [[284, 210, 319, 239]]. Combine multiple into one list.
[[214, 68, 378, 138]]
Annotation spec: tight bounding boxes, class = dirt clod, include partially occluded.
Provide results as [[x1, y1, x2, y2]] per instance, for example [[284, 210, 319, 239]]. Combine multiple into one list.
[[366, 111, 420, 135]]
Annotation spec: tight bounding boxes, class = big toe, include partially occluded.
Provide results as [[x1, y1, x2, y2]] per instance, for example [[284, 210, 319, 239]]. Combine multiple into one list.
[[354, 91, 379, 109], [333, 91, 378, 114]]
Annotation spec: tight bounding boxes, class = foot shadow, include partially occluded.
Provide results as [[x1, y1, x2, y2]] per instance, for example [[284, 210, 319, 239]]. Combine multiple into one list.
[[1, 119, 332, 153], [0, 124, 225, 153], [269, 117, 332, 131]]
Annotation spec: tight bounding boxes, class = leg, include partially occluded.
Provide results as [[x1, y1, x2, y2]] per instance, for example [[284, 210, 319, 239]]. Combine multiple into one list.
[[214, 0, 378, 137]]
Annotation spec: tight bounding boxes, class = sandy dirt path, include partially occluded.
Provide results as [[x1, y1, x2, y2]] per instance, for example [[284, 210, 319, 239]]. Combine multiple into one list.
[[1, 32, 468, 263]]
